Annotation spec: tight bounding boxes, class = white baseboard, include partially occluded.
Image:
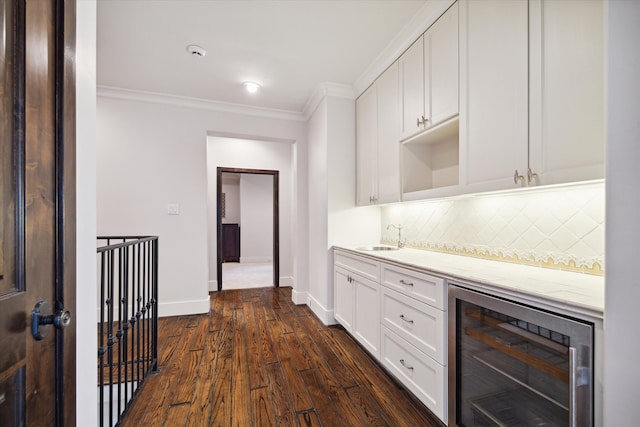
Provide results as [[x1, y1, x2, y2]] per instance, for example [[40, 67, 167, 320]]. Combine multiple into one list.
[[307, 294, 337, 326], [291, 288, 307, 305], [158, 297, 210, 317], [96, 296, 210, 321], [209, 280, 218, 292]]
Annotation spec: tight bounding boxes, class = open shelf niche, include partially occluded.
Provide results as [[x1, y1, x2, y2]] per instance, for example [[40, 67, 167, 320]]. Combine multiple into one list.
[[401, 116, 460, 199]]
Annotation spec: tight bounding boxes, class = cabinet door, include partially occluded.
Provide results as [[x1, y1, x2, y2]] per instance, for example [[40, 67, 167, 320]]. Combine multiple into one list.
[[381, 286, 445, 364], [221, 224, 240, 262], [528, 0, 605, 185], [399, 37, 425, 141], [427, 2, 459, 128], [334, 267, 354, 331], [381, 326, 447, 422], [461, 0, 529, 192], [356, 84, 377, 206], [376, 62, 401, 204], [353, 274, 380, 358]]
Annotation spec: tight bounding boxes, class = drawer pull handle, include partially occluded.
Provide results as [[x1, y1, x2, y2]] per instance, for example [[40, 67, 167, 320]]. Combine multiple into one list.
[[400, 314, 414, 324], [400, 359, 414, 371], [399, 279, 414, 287]]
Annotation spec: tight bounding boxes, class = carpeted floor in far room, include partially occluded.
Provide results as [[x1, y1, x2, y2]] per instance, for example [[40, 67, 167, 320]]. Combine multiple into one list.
[[221, 262, 273, 290]]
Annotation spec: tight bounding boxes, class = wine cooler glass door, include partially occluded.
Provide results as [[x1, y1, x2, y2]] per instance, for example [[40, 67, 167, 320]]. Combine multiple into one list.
[[448, 286, 593, 427]]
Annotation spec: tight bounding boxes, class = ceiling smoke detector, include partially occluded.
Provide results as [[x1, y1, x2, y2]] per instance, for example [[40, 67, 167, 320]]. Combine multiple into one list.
[[187, 44, 206, 57]]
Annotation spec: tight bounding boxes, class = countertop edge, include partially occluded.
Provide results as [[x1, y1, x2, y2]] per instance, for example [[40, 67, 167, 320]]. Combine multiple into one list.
[[334, 245, 604, 321]]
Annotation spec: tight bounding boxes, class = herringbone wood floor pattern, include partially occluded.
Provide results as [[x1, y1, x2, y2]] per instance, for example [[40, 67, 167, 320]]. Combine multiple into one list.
[[119, 287, 443, 427]]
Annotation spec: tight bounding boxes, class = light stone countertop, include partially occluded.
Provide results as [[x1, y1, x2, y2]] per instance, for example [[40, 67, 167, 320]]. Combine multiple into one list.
[[334, 245, 605, 321]]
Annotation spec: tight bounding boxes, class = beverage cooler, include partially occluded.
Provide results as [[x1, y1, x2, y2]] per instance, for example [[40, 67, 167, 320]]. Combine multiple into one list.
[[448, 285, 594, 426]]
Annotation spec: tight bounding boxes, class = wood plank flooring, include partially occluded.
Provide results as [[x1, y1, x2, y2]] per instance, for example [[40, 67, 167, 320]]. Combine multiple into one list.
[[119, 287, 444, 427]]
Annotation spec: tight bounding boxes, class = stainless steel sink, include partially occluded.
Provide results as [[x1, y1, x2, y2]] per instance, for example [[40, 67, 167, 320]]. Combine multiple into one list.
[[356, 245, 400, 251]]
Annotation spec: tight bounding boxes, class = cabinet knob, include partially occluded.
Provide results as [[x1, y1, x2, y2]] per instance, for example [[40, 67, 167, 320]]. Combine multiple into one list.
[[527, 167, 538, 185], [513, 170, 525, 185]]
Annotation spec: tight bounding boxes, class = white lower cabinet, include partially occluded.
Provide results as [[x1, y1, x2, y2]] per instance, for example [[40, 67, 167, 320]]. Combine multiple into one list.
[[333, 249, 447, 424], [353, 274, 380, 358], [333, 251, 381, 358], [380, 266, 447, 423], [381, 326, 446, 422], [334, 266, 354, 332], [380, 285, 445, 364]]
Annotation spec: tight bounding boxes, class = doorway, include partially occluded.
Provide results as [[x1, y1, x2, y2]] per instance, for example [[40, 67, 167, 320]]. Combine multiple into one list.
[[216, 167, 279, 291]]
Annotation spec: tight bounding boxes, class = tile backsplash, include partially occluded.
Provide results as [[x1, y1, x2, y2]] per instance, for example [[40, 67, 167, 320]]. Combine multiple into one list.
[[381, 181, 605, 275]]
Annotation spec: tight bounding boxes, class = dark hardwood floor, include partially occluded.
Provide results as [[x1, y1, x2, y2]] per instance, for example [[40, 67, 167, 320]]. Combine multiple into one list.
[[119, 287, 443, 427]]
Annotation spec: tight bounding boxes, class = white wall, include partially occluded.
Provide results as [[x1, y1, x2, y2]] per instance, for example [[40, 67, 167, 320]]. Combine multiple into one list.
[[307, 98, 330, 319], [306, 96, 380, 324], [97, 95, 306, 315], [604, 0, 640, 423], [76, 0, 97, 425], [206, 137, 296, 290], [240, 174, 273, 263], [221, 180, 240, 224]]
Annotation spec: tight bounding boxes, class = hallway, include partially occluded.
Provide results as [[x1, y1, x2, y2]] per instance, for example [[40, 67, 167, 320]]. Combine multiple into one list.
[[222, 262, 274, 290], [119, 287, 441, 426]]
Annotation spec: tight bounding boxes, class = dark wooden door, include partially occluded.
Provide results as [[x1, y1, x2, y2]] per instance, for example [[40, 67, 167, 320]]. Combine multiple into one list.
[[0, 1, 76, 425], [221, 224, 240, 263]]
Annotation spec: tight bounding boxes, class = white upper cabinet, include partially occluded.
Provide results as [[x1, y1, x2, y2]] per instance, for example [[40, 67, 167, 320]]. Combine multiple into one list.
[[528, 0, 605, 185], [356, 62, 401, 206], [356, 84, 377, 206], [357, 0, 605, 203], [461, 0, 605, 194], [399, 38, 426, 141], [376, 63, 401, 204], [400, 3, 459, 142], [460, 0, 529, 192], [428, 1, 459, 128]]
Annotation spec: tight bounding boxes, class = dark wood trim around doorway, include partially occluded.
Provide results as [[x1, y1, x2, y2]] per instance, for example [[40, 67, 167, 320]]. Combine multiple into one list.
[[216, 167, 279, 291]]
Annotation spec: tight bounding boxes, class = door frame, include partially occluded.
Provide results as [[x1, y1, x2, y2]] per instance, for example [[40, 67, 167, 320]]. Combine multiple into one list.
[[216, 167, 279, 291]]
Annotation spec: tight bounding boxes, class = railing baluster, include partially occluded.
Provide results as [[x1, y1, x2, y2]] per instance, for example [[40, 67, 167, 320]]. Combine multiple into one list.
[[142, 241, 147, 376], [99, 252, 106, 427], [116, 247, 122, 422], [97, 236, 158, 427], [136, 242, 141, 390], [107, 247, 114, 427], [152, 238, 159, 371]]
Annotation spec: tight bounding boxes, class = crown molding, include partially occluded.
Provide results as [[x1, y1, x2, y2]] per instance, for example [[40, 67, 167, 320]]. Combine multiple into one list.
[[97, 85, 307, 122], [353, 0, 456, 98], [302, 82, 356, 120]]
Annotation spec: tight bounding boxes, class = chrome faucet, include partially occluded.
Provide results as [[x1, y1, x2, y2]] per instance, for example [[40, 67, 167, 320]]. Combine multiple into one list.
[[387, 224, 405, 248]]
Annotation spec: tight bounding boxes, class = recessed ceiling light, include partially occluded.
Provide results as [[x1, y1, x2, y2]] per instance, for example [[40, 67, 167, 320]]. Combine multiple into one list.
[[187, 44, 206, 57], [243, 81, 261, 94]]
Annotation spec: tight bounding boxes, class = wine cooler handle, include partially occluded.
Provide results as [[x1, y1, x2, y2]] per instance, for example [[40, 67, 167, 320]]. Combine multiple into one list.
[[569, 347, 577, 427]]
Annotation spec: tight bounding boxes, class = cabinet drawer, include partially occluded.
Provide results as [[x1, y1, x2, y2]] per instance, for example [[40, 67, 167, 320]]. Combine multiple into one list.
[[381, 286, 446, 364], [381, 326, 447, 423], [334, 250, 380, 282], [381, 264, 446, 310]]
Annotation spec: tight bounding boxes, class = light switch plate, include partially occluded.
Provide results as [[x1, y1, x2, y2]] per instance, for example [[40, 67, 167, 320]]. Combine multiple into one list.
[[167, 203, 180, 215]]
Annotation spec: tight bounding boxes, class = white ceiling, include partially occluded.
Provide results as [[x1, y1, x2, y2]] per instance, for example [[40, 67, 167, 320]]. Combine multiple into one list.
[[97, 0, 427, 113]]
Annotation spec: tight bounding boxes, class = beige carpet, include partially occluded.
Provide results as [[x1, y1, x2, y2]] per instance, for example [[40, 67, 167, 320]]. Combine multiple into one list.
[[221, 262, 274, 290]]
